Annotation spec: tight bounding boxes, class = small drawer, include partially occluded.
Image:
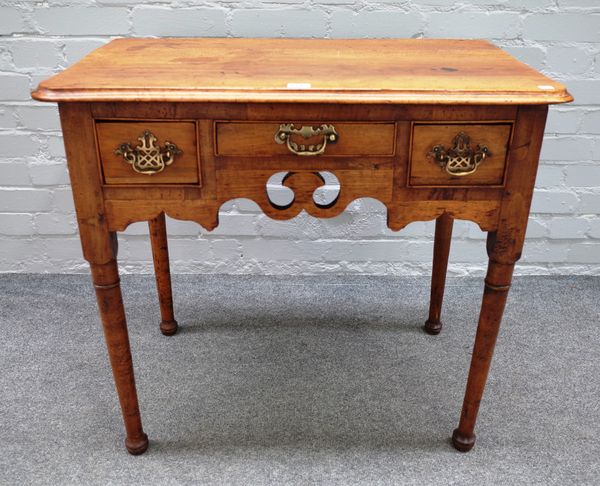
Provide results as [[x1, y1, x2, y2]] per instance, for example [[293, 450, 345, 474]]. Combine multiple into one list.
[[409, 123, 512, 186], [96, 121, 199, 185], [215, 121, 395, 157]]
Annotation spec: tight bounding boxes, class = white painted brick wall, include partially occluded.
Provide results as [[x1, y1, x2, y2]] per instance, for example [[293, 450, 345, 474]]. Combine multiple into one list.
[[0, 0, 599, 275]]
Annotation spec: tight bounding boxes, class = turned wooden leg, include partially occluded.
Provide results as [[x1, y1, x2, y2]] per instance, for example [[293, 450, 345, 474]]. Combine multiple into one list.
[[149, 213, 178, 336], [91, 258, 149, 455], [452, 247, 515, 452], [424, 213, 454, 335]]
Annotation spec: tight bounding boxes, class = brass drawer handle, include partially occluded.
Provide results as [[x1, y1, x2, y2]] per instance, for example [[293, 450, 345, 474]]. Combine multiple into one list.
[[115, 130, 182, 175], [428, 132, 491, 176], [274, 123, 339, 156]]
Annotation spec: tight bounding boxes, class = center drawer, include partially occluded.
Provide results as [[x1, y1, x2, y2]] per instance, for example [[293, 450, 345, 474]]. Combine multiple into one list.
[[214, 121, 396, 157]]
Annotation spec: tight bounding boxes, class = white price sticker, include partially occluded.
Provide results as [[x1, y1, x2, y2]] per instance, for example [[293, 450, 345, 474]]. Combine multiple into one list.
[[286, 83, 312, 89]]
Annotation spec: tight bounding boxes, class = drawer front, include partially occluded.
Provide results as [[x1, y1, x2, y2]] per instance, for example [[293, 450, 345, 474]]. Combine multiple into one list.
[[409, 123, 512, 186], [215, 121, 396, 157], [96, 121, 199, 184]]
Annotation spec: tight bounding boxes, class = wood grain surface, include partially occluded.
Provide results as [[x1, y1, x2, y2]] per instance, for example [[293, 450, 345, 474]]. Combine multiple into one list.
[[32, 38, 572, 104]]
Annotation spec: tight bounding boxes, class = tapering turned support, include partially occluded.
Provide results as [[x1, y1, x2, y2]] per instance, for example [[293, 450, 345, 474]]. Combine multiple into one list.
[[91, 257, 148, 455], [424, 213, 454, 335], [149, 212, 178, 336], [451, 106, 549, 451], [452, 241, 515, 452]]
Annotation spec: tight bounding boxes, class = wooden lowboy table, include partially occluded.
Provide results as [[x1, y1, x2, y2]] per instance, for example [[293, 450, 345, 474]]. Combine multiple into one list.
[[33, 38, 571, 454]]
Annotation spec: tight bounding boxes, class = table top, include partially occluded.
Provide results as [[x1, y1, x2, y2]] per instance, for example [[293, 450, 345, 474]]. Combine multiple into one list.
[[32, 38, 571, 105]]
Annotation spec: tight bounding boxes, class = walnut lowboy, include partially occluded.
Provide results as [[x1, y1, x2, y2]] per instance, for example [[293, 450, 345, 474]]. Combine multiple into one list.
[[32, 38, 572, 455]]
